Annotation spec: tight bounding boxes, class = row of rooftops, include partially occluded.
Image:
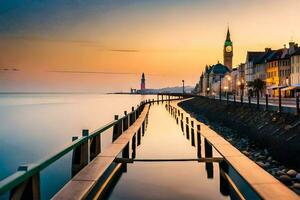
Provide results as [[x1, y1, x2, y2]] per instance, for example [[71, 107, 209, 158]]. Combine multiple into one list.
[[247, 42, 300, 64], [201, 42, 300, 78], [203, 63, 231, 77]]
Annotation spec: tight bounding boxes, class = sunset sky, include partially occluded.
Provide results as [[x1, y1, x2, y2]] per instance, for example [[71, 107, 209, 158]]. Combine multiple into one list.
[[0, 0, 300, 92]]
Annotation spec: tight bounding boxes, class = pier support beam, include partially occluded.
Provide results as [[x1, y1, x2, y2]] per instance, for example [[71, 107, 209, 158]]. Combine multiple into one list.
[[197, 125, 201, 158], [123, 111, 129, 131], [137, 128, 141, 146], [90, 133, 101, 160], [113, 115, 122, 141], [72, 130, 89, 176], [204, 138, 212, 158], [191, 121, 195, 147], [186, 117, 190, 139], [10, 166, 40, 200]]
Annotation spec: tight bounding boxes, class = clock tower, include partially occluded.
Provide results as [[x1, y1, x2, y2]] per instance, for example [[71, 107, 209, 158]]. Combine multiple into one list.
[[223, 27, 233, 69]]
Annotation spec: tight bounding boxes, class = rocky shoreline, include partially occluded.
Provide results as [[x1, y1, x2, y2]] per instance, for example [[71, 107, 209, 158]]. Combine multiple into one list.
[[178, 97, 300, 195]]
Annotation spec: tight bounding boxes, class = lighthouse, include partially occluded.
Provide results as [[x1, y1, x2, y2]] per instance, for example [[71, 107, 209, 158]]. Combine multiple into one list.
[[141, 73, 146, 92]]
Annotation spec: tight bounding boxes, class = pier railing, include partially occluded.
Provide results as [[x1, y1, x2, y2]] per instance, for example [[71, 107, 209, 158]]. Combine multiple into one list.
[[0, 95, 183, 199]]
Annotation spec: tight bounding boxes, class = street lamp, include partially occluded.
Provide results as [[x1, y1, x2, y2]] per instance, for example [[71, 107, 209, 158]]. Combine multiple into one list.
[[182, 80, 185, 94]]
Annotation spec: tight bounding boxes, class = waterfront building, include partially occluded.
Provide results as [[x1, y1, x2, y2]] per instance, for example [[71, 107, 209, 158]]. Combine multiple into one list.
[[224, 28, 233, 69], [266, 47, 292, 97], [253, 48, 274, 81], [290, 47, 300, 96], [245, 51, 266, 96], [230, 68, 238, 94], [236, 63, 246, 96], [204, 63, 231, 96]]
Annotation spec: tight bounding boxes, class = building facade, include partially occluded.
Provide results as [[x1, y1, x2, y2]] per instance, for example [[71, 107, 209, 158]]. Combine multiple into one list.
[[291, 49, 300, 87]]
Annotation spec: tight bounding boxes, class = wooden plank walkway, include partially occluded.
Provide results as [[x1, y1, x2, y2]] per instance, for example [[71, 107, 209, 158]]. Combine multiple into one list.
[[52, 104, 150, 200], [173, 100, 300, 200]]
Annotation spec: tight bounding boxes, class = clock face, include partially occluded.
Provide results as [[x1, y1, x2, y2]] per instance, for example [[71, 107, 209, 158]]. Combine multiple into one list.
[[226, 45, 232, 52]]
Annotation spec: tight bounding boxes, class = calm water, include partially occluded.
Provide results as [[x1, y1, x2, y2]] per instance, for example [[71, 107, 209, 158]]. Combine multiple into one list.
[[0, 93, 153, 199], [0, 95, 234, 199], [108, 102, 230, 200]]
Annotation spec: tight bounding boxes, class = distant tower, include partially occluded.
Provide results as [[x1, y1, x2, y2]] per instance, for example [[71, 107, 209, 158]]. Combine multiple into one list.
[[223, 27, 233, 69], [141, 73, 146, 91]]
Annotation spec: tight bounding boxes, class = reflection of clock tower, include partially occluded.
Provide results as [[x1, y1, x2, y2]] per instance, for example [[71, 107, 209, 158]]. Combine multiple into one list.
[[223, 27, 233, 69]]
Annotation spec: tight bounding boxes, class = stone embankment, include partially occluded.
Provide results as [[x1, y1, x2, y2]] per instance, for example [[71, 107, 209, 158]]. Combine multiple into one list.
[[179, 97, 300, 194]]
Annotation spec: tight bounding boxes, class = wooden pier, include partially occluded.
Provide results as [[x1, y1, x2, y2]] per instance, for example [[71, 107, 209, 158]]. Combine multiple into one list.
[[0, 94, 299, 200]]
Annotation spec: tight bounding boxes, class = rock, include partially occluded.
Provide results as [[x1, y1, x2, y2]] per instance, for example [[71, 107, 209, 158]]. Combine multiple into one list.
[[276, 170, 286, 176], [267, 156, 272, 161], [242, 151, 250, 156], [258, 155, 267, 160], [279, 175, 292, 185], [254, 152, 260, 157], [287, 169, 298, 177], [256, 161, 267, 168], [296, 173, 300, 181], [284, 124, 292, 130], [293, 183, 300, 190]]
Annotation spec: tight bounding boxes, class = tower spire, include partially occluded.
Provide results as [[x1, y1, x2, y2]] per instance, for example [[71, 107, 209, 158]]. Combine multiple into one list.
[[226, 27, 231, 41]]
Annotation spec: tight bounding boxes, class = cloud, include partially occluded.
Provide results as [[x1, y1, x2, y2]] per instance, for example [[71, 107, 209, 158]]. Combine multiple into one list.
[[108, 49, 140, 53], [0, 68, 20, 72], [47, 70, 137, 75], [0, 36, 103, 47]]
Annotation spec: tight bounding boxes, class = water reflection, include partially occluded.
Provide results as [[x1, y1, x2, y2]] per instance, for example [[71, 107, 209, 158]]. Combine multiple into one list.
[[0, 94, 154, 199], [107, 103, 233, 200]]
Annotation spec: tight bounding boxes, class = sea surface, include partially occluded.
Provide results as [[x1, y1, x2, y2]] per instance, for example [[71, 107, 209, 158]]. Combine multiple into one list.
[[0, 94, 232, 200], [0, 93, 153, 199]]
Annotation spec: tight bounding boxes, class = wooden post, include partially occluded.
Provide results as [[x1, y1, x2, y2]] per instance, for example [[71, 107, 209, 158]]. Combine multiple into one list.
[[132, 134, 136, 159], [130, 107, 135, 125], [72, 130, 89, 176], [137, 128, 141, 146], [233, 94, 236, 105], [180, 117, 184, 133], [265, 94, 269, 111], [186, 117, 190, 139], [142, 120, 145, 136], [90, 132, 101, 160], [123, 111, 129, 131], [10, 166, 40, 200], [197, 125, 201, 158], [204, 138, 212, 158], [297, 95, 300, 115], [226, 94, 229, 105], [248, 95, 251, 107], [113, 115, 120, 141], [122, 142, 130, 158], [191, 121, 195, 147], [278, 88, 282, 113], [256, 91, 260, 109]]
